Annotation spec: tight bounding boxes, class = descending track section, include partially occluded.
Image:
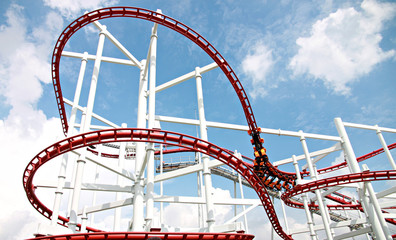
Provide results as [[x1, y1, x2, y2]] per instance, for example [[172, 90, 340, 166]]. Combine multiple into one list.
[[51, 7, 297, 193], [47, 6, 294, 238], [23, 129, 292, 240], [23, 6, 396, 240]]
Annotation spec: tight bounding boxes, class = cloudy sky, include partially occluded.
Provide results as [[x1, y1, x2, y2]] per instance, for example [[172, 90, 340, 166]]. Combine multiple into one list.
[[0, 0, 395, 239]]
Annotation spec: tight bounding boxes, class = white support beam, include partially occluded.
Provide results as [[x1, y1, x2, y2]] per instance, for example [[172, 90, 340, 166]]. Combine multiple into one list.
[[78, 197, 134, 215], [383, 213, 396, 219], [379, 200, 396, 208], [333, 227, 372, 240], [343, 122, 396, 134], [275, 143, 342, 167], [36, 181, 132, 193], [154, 159, 224, 183], [64, 98, 120, 128], [155, 115, 341, 142], [72, 150, 136, 181], [154, 195, 261, 206], [92, 21, 142, 68], [62, 51, 139, 66], [376, 185, 396, 199], [301, 142, 341, 170], [155, 62, 219, 93], [310, 186, 343, 202], [290, 217, 368, 235], [224, 203, 259, 224]]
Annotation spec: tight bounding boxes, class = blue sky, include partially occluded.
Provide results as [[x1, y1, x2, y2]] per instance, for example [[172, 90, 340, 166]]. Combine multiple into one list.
[[0, 0, 396, 239]]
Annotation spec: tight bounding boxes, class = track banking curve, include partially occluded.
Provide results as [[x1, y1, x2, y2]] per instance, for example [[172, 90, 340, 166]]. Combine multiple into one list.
[[23, 6, 396, 240], [48, 6, 294, 237], [23, 129, 291, 239]]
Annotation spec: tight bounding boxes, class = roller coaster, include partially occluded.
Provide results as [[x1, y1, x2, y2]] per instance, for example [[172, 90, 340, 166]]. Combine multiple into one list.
[[23, 7, 396, 240]]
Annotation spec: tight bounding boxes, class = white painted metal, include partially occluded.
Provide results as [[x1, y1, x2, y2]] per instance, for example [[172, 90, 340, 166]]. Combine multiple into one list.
[[41, 14, 396, 240], [63, 98, 120, 128], [362, 164, 392, 239], [68, 27, 106, 232], [334, 118, 388, 240], [300, 131, 333, 240], [292, 155, 317, 240], [114, 123, 128, 231], [195, 66, 216, 231], [145, 22, 158, 229], [155, 62, 218, 93], [62, 51, 139, 66], [132, 59, 148, 231], [376, 125, 396, 170]]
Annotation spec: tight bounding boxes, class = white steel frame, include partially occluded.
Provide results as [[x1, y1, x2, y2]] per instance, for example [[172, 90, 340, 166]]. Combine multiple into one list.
[[34, 13, 396, 240]]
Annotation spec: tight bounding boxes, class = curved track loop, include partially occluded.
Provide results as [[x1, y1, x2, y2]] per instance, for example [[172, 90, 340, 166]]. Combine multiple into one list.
[[51, 6, 296, 192], [29, 232, 254, 240], [282, 170, 396, 210], [23, 128, 293, 240], [52, 7, 257, 136]]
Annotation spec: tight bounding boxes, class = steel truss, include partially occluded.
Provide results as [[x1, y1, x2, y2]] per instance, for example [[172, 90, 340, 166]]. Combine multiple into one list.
[[23, 6, 396, 240]]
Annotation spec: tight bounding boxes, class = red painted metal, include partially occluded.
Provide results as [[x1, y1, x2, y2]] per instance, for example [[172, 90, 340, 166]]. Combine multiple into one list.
[[281, 170, 396, 210], [28, 231, 254, 240], [24, 6, 395, 240], [23, 129, 292, 240], [317, 142, 396, 174], [47, 7, 295, 239], [51, 7, 257, 136]]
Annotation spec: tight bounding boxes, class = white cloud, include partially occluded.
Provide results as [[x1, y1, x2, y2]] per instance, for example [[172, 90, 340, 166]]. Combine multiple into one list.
[[241, 41, 274, 99], [289, 0, 396, 95], [43, 0, 120, 19], [0, 4, 64, 239]]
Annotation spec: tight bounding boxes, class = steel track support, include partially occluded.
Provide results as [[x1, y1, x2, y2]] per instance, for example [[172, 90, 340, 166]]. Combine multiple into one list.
[[300, 131, 333, 240], [69, 28, 106, 231], [145, 21, 158, 230], [292, 155, 317, 240], [114, 123, 127, 231], [195, 67, 216, 231], [132, 59, 148, 231], [51, 52, 88, 227], [376, 125, 396, 170], [362, 164, 392, 239], [334, 117, 387, 240]]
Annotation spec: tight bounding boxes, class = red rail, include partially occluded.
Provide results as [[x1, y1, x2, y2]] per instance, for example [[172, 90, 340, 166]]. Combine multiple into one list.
[[23, 6, 394, 240], [23, 129, 293, 240], [29, 231, 254, 240]]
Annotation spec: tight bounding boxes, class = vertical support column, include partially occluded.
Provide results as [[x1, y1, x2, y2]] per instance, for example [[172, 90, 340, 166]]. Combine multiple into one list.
[[51, 52, 88, 226], [279, 192, 289, 234], [299, 131, 333, 240], [67, 108, 87, 216], [145, 23, 158, 230], [159, 144, 164, 225], [362, 164, 392, 239], [196, 152, 205, 228], [69, 28, 106, 231], [376, 125, 396, 170], [292, 155, 317, 240], [334, 117, 387, 240], [114, 123, 127, 231], [195, 67, 215, 231], [235, 151, 248, 232], [131, 59, 148, 231]]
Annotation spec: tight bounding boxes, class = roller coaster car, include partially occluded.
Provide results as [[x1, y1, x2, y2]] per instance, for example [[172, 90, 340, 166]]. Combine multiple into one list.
[[282, 181, 290, 190], [265, 177, 274, 185], [275, 182, 282, 191], [269, 179, 280, 189]]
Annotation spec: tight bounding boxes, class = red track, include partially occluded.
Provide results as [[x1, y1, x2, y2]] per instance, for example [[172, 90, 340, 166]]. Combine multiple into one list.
[[23, 129, 292, 239], [29, 232, 254, 240], [23, 6, 396, 240]]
